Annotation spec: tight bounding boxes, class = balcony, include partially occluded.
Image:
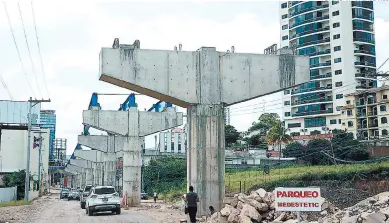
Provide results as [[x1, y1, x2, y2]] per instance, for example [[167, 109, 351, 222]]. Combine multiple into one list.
[[291, 26, 330, 39], [311, 72, 332, 80], [367, 111, 378, 116], [291, 85, 332, 95], [310, 61, 331, 69], [290, 15, 330, 29], [356, 84, 371, 90], [292, 109, 333, 117], [367, 99, 377, 105], [368, 123, 379, 128], [355, 73, 375, 78], [356, 112, 366, 118], [352, 14, 374, 21], [290, 1, 302, 7], [298, 37, 330, 48], [354, 37, 375, 44], [355, 61, 376, 67], [352, 1, 373, 10], [356, 102, 366, 107], [308, 49, 331, 57], [290, 3, 329, 17], [353, 26, 374, 32], [291, 97, 332, 106], [357, 124, 368, 129], [354, 49, 376, 56]]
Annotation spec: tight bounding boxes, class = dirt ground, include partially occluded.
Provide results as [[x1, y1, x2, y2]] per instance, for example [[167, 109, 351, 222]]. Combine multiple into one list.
[[0, 190, 186, 223]]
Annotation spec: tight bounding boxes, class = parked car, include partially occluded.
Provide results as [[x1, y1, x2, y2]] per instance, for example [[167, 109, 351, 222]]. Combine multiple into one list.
[[85, 186, 121, 216], [80, 185, 93, 209], [68, 189, 80, 201], [60, 188, 70, 199], [140, 193, 148, 200]]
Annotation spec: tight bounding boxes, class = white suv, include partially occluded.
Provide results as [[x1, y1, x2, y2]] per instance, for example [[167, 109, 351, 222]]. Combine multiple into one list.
[[85, 186, 121, 216]]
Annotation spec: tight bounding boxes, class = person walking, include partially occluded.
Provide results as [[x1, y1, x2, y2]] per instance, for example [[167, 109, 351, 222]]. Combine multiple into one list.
[[186, 186, 199, 223], [153, 191, 158, 203]]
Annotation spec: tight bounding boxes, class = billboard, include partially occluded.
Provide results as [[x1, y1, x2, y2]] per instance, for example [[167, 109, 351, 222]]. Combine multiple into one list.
[[0, 100, 41, 125]]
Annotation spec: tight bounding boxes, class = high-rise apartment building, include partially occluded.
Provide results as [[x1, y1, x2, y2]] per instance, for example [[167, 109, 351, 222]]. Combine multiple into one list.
[[280, 1, 376, 136], [40, 110, 56, 160]]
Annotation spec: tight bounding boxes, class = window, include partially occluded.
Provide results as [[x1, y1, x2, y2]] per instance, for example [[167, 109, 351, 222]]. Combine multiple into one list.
[[94, 187, 116, 195], [282, 14, 288, 19], [282, 25, 288, 30], [333, 34, 340, 39], [346, 100, 351, 104], [282, 35, 289, 40], [383, 129, 388, 136], [281, 2, 287, 8], [335, 70, 342, 75], [304, 117, 326, 128], [332, 1, 339, 5], [348, 121, 354, 127], [330, 119, 337, 124], [347, 110, 353, 116], [335, 81, 343, 87], [333, 22, 340, 28], [284, 101, 290, 105], [384, 95, 388, 99], [291, 132, 300, 137], [332, 11, 340, 16], [288, 123, 301, 128], [381, 105, 386, 111], [336, 94, 343, 99], [334, 46, 341, 52], [334, 58, 342, 63], [382, 117, 388, 124], [338, 119, 341, 124], [284, 90, 290, 94], [285, 112, 291, 117]]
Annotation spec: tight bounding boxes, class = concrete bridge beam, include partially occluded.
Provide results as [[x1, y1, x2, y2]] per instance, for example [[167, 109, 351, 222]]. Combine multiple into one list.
[[97, 40, 310, 215]]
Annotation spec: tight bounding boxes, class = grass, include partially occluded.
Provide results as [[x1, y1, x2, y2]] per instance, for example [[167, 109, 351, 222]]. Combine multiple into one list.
[[225, 161, 389, 192], [0, 200, 31, 208], [159, 187, 187, 203]]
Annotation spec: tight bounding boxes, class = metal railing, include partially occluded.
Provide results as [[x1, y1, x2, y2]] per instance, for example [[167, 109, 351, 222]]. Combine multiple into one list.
[[290, 15, 330, 29], [355, 61, 376, 67], [298, 37, 330, 48], [354, 50, 376, 56], [290, 3, 329, 17], [292, 109, 334, 117], [291, 85, 332, 95], [291, 97, 332, 106], [354, 38, 375, 44], [310, 72, 332, 80]]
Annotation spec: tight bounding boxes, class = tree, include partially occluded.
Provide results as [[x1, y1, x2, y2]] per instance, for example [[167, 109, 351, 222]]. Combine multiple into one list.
[[267, 120, 292, 155], [143, 156, 186, 195], [225, 125, 240, 147], [246, 134, 268, 149], [248, 113, 280, 133], [305, 139, 332, 165], [2, 170, 28, 199], [283, 141, 305, 158], [331, 129, 370, 161]]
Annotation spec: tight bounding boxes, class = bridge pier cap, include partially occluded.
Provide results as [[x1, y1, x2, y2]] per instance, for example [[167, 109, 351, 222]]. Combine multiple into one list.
[[99, 39, 310, 108], [98, 39, 310, 214]]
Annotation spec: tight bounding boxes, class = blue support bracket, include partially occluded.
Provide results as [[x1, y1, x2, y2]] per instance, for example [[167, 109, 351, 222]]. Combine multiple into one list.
[[119, 93, 137, 111]]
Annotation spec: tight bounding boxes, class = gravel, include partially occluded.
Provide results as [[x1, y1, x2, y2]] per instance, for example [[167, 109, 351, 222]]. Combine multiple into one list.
[[0, 190, 185, 223]]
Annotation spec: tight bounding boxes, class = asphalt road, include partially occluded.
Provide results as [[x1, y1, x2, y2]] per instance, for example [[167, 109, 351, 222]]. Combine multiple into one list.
[[0, 192, 159, 223]]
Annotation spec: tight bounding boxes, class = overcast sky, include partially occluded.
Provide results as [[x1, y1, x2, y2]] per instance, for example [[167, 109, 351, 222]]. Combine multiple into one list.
[[1, 0, 388, 155]]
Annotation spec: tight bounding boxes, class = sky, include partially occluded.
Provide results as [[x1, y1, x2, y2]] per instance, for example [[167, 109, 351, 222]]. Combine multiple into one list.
[[0, 0, 388, 155]]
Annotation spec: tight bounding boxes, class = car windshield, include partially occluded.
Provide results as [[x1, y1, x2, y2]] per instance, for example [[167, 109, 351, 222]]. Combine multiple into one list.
[[94, 188, 115, 195], [84, 186, 92, 192]]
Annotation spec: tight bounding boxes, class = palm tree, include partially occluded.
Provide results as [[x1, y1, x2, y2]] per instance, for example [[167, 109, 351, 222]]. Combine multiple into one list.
[[266, 120, 292, 158]]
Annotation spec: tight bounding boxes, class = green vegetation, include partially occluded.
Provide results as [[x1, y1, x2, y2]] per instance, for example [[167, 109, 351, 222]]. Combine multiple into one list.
[[225, 161, 389, 192], [1, 170, 28, 200], [143, 156, 186, 197], [225, 125, 240, 147], [0, 200, 31, 208]]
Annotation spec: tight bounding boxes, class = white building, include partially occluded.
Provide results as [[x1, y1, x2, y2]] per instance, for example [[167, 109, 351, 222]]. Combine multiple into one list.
[[280, 1, 376, 136], [0, 128, 50, 181]]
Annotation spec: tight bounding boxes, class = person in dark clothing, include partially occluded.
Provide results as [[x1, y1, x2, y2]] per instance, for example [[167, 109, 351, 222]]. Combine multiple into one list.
[[209, 206, 215, 216], [186, 186, 199, 223]]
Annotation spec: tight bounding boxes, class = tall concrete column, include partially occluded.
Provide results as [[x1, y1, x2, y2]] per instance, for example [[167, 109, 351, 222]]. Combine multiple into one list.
[[82, 107, 183, 206], [70, 159, 93, 185], [97, 39, 310, 215]]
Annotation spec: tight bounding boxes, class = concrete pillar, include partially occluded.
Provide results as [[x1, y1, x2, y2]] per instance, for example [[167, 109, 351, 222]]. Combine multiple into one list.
[[70, 159, 94, 185], [97, 39, 310, 214], [82, 107, 183, 206]]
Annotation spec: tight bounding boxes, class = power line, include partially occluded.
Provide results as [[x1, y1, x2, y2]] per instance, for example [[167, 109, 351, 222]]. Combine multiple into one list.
[[0, 73, 14, 100], [18, 1, 43, 98], [30, 0, 50, 98], [3, 2, 36, 98]]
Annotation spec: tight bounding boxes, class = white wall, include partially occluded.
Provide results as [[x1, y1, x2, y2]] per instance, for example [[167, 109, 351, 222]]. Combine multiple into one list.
[[0, 129, 50, 181]]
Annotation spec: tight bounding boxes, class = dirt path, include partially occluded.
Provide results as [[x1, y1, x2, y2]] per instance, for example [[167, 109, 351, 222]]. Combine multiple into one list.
[[0, 191, 185, 223]]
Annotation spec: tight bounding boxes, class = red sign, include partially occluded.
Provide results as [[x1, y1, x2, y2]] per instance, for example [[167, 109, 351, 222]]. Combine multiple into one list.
[[292, 134, 333, 141]]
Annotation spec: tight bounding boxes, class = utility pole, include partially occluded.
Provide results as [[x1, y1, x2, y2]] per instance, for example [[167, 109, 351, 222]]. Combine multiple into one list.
[[25, 97, 51, 202], [33, 130, 45, 197]]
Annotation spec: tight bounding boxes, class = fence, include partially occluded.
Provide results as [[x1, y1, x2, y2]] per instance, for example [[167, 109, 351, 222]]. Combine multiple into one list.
[[0, 186, 17, 203]]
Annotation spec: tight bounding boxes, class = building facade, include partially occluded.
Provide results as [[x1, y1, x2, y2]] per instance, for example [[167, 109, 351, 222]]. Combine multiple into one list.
[[280, 1, 376, 136], [53, 138, 67, 161], [40, 110, 56, 160], [341, 86, 389, 144]]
